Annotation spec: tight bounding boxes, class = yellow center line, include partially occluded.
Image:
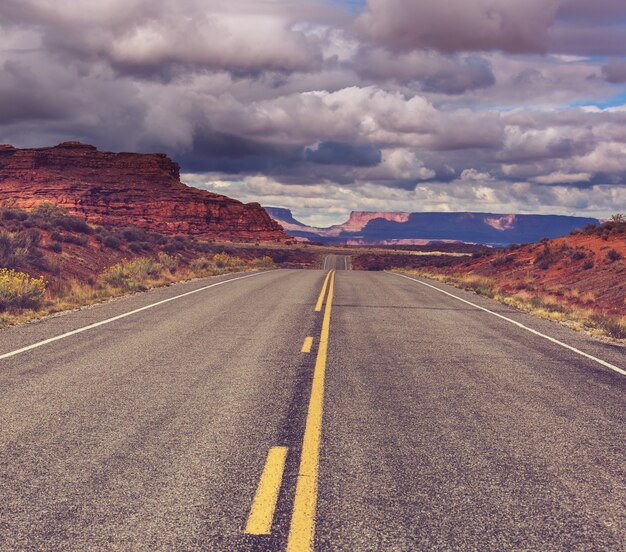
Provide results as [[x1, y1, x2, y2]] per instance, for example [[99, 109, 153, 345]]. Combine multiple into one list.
[[287, 270, 336, 551], [301, 336, 314, 353], [314, 270, 333, 312], [244, 446, 289, 535]]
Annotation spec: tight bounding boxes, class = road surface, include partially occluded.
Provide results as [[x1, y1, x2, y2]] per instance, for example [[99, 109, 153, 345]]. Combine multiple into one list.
[[321, 254, 349, 271], [0, 261, 624, 551]]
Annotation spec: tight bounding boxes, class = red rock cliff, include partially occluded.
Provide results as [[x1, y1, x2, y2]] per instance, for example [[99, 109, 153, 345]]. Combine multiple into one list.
[[0, 142, 287, 241]]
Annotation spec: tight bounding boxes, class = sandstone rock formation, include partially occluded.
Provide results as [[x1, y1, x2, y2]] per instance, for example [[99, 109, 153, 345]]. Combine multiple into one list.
[[265, 207, 599, 245], [0, 142, 287, 241]]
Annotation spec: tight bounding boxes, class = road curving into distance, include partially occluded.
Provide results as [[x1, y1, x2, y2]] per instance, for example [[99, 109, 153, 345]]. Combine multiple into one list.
[[0, 258, 624, 551]]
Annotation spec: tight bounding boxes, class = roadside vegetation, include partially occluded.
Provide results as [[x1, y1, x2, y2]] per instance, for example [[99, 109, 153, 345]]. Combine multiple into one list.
[[400, 269, 626, 340], [0, 203, 284, 328], [393, 213, 626, 342]]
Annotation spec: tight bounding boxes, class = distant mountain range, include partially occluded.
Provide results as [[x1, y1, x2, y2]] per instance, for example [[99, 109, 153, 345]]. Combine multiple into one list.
[[264, 207, 600, 246]]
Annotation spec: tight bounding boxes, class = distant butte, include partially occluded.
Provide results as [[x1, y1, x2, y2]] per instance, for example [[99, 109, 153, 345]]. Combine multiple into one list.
[[0, 142, 287, 242]]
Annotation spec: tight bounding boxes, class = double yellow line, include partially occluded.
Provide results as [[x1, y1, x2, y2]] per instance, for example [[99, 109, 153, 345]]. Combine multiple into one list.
[[287, 269, 335, 551], [244, 269, 336, 550]]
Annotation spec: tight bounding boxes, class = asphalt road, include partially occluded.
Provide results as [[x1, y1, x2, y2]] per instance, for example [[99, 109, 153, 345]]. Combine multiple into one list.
[[0, 263, 624, 551], [321, 254, 350, 271]]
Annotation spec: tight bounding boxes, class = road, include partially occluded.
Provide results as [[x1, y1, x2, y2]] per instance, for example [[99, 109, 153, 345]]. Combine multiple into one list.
[[321, 254, 349, 271], [0, 259, 624, 551]]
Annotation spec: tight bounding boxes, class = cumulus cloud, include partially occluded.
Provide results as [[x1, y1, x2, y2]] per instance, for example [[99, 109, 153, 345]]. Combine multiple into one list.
[[1, 0, 626, 222], [356, 0, 559, 54]]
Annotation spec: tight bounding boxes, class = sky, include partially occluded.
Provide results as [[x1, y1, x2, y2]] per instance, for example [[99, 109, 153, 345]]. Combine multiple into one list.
[[2, 1, 626, 226]]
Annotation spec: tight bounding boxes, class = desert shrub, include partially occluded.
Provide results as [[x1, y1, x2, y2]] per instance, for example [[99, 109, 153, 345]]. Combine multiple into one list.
[[249, 256, 276, 268], [212, 252, 245, 270], [491, 255, 514, 267], [59, 233, 88, 246], [0, 229, 44, 268], [587, 314, 626, 339], [0, 207, 28, 221], [157, 252, 178, 273], [102, 235, 121, 249], [101, 257, 161, 290], [31, 202, 67, 220], [56, 216, 91, 234], [193, 241, 212, 253], [607, 248, 622, 262], [583, 223, 597, 233], [559, 241, 571, 252], [163, 242, 184, 255], [129, 242, 143, 253], [583, 260, 594, 270], [29, 202, 92, 234], [536, 261, 551, 270], [571, 250, 586, 261], [528, 295, 567, 313], [190, 256, 211, 274], [48, 242, 62, 253], [121, 228, 146, 242], [0, 268, 46, 310]]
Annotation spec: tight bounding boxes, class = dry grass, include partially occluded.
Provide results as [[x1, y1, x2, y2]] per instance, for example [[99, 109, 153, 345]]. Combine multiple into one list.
[[398, 269, 626, 340], [0, 252, 276, 329]]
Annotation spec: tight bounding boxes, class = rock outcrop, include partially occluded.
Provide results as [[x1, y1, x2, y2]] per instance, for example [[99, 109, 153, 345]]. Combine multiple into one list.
[[0, 142, 287, 241], [265, 207, 599, 245]]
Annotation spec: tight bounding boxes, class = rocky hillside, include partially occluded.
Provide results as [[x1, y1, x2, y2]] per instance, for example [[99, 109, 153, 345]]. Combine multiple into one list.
[[0, 142, 287, 242], [265, 208, 599, 246]]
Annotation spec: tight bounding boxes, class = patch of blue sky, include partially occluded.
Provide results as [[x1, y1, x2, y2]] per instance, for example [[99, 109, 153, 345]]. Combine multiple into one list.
[[569, 89, 626, 110], [332, 0, 366, 13]]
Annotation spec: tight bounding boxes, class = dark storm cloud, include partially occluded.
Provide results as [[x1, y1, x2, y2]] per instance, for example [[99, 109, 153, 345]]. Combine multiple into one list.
[[305, 141, 381, 166], [174, 130, 304, 174]]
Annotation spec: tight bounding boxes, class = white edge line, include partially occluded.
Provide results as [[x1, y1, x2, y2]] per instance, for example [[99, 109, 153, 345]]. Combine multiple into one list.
[[0, 270, 278, 362], [390, 272, 626, 377]]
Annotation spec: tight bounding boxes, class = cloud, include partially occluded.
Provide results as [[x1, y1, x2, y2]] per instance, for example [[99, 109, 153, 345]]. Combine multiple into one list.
[[0, 0, 338, 78], [602, 59, 626, 83], [305, 141, 381, 166], [353, 49, 495, 94], [1, 0, 626, 223], [356, 0, 559, 54]]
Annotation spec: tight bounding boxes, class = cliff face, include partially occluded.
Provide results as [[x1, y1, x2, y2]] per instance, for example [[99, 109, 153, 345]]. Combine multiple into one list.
[[340, 211, 411, 232], [264, 207, 599, 245], [0, 142, 287, 241]]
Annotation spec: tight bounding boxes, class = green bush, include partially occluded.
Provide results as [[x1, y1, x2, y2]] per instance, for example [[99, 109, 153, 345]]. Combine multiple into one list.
[[102, 257, 161, 290], [0, 268, 46, 311]]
